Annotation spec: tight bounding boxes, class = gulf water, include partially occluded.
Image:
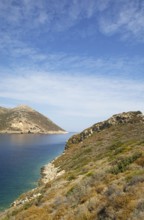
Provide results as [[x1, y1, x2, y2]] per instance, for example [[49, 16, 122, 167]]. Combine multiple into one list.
[[0, 133, 73, 211]]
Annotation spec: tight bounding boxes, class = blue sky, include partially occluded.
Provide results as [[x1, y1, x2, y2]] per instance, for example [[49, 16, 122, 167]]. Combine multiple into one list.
[[0, 0, 144, 131]]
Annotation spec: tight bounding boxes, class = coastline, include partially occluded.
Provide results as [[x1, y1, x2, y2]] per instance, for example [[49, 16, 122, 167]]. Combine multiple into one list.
[[0, 130, 68, 134], [0, 155, 66, 219], [0, 133, 73, 218], [39, 154, 65, 185], [8, 154, 66, 210]]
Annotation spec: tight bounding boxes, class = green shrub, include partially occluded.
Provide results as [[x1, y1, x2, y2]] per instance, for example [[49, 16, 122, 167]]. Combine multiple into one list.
[[67, 174, 76, 181], [109, 141, 123, 150], [110, 152, 142, 174]]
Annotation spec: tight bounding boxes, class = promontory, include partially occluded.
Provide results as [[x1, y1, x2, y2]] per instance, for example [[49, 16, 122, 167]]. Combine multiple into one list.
[[0, 105, 66, 134]]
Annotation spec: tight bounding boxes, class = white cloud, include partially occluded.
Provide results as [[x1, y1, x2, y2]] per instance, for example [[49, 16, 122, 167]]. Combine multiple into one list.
[[0, 0, 96, 30], [0, 0, 143, 47], [99, 0, 144, 41], [0, 33, 143, 78], [0, 71, 144, 130], [17, 54, 144, 79], [0, 0, 144, 131]]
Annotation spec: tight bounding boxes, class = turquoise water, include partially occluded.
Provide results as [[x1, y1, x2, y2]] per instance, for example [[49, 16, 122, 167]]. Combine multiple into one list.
[[0, 133, 73, 211]]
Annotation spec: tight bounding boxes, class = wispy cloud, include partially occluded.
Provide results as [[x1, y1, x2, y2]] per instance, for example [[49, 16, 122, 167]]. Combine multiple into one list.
[[11, 53, 144, 80], [99, 0, 144, 41], [0, 0, 143, 41], [0, 71, 144, 130], [0, 0, 96, 30], [0, 0, 143, 131], [0, 32, 143, 78], [0, 39, 144, 83]]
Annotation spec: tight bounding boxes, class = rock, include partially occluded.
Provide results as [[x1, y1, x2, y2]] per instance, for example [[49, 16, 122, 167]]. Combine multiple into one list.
[[39, 161, 65, 185]]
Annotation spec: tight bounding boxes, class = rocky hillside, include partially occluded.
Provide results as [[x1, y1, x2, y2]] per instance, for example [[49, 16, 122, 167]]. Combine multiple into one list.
[[0, 105, 65, 134], [66, 111, 143, 147], [0, 111, 144, 220]]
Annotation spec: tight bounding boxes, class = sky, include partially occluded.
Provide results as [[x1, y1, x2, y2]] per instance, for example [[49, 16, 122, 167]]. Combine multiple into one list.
[[0, 0, 144, 132]]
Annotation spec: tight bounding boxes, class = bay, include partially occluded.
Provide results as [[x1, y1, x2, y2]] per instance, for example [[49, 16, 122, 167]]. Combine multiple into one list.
[[0, 133, 73, 211]]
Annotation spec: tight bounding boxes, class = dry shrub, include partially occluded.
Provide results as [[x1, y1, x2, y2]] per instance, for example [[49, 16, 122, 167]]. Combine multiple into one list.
[[74, 205, 91, 220], [52, 205, 68, 220], [113, 194, 131, 209], [111, 194, 137, 220], [87, 197, 99, 213], [104, 184, 122, 198], [135, 156, 144, 167], [66, 182, 91, 206], [62, 210, 75, 220], [97, 204, 116, 220], [136, 200, 144, 212], [131, 175, 144, 185], [16, 205, 51, 220], [131, 200, 144, 220], [126, 175, 144, 190], [95, 183, 106, 194]]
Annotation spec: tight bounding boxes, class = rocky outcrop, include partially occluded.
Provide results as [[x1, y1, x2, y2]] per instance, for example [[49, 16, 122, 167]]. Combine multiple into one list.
[[10, 159, 65, 208], [11, 192, 42, 207], [66, 111, 144, 148], [0, 105, 66, 134], [39, 161, 65, 185]]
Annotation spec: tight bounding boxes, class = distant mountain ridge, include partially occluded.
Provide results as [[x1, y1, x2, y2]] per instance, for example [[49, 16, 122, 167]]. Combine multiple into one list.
[[0, 105, 66, 134]]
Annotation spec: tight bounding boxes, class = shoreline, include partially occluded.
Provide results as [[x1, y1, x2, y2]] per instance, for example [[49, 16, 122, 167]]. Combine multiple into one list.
[[0, 130, 68, 134], [8, 154, 66, 210], [0, 155, 66, 218], [0, 133, 73, 216], [39, 154, 65, 185]]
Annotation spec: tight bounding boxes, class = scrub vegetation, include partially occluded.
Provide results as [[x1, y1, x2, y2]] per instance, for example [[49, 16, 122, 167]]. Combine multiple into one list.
[[1, 111, 144, 220]]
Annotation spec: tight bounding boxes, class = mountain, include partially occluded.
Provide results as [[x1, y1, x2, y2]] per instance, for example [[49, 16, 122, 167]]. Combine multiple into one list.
[[0, 105, 66, 134], [0, 111, 144, 220]]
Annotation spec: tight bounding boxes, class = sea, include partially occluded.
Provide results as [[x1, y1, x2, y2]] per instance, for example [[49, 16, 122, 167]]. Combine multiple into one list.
[[0, 133, 74, 211]]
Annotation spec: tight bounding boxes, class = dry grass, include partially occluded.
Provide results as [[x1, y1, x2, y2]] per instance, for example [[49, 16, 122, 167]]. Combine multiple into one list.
[[1, 118, 144, 220]]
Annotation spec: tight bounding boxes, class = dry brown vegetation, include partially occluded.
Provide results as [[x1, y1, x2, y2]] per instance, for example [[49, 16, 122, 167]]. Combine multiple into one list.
[[1, 112, 144, 220], [0, 105, 65, 133]]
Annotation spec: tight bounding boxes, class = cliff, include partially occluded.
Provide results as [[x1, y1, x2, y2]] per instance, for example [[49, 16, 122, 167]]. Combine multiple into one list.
[[0, 105, 66, 134], [1, 111, 144, 220]]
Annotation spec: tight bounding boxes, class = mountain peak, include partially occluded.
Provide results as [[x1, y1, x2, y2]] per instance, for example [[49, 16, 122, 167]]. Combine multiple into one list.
[[0, 105, 66, 134], [12, 105, 34, 111], [107, 111, 143, 125]]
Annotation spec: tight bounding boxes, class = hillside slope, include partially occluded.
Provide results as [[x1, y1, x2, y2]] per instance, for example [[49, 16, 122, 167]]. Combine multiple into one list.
[[0, 105, 65, 134], [1, 111, 144, 220]]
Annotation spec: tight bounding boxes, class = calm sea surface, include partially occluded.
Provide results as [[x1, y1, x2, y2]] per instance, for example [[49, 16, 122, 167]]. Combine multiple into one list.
[[0, 133, 73, 211]]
